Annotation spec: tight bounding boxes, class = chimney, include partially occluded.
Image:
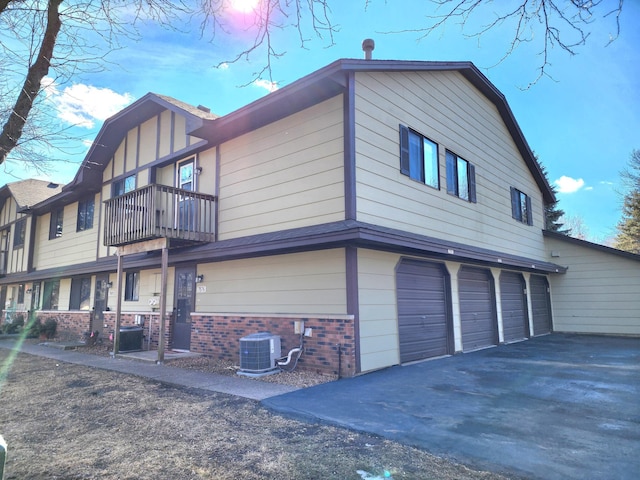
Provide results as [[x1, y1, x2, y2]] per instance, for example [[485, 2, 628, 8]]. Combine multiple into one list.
[[362, 39, 375, 60]]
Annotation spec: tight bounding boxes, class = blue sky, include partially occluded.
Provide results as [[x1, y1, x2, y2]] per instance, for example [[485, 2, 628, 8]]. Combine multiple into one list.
[[4, 0, 639, 242]]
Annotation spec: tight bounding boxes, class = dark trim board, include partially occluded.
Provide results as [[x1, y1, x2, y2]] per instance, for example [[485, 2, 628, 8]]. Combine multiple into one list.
[[0, 220, 566, 286]]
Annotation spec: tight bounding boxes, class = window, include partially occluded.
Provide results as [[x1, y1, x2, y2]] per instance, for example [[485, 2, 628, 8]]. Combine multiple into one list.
[[49, 208, 64, 239], [70, 277, 92, 310], [446, 151, 476, 202], [31, 282, 41, 311], [77, 198, 94, 231], [510, 187, 533, 225], [399, 125, 439, 188], [13, 218, 26, 247], [124, 271, 140, 301], [17, 284, 24, 304], [42, 280, 60, 310], [112, 174, 136, 197]]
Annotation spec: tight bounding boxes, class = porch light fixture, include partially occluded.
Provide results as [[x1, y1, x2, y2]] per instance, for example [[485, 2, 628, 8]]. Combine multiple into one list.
[[106, 281, 113, 288], [195, 166, 203, 175], [26, 289, 32, 294], [196, 274, 204, 283]]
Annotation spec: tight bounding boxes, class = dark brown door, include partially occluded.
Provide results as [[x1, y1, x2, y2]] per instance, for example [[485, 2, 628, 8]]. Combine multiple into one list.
[[500, 272, 529, 342], [531, 275, 552, 335], [396, 259, 452, 363], [459, 267, 498, 351], [173, 266, 195, 350], [92, 274, 109, 334]]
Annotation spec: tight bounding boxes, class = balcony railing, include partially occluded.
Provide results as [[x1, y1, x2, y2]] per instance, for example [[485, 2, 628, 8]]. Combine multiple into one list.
[[104, 184, 216, 247]]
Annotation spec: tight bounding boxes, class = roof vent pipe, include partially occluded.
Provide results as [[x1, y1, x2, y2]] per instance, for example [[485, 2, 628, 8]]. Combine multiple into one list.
[[362, 38, 375, 60]]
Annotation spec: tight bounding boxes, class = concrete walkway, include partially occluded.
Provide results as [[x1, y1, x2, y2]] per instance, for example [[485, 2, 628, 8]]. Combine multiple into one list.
[[0, 338, 298, 401], [264, 334, 640, 480]]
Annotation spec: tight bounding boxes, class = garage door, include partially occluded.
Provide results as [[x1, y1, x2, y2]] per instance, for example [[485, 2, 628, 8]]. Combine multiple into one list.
[[397, 259, 451, 363], [500, 272, 529, 342], [459, 267, 497, 351], [530, 275, 552, 335]]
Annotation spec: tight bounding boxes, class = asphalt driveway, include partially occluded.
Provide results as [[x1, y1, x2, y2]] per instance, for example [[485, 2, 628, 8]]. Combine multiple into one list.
[[263, 334, 640, 480]]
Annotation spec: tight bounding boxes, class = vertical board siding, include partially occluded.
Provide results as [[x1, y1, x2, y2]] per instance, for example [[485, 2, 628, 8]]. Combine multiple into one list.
[[217, 96, 345, 240], [195, 249, 347, 314], [357, 249, 401, 372], [354, 70, 546, 259], [545, 237, 640, 335]]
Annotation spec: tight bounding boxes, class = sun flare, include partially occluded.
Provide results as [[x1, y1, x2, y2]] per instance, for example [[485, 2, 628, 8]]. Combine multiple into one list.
[[229, 0, 259, 13]]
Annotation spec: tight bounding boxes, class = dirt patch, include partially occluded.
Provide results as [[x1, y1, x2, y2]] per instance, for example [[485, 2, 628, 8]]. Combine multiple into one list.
[[0, 350, 512, 479]]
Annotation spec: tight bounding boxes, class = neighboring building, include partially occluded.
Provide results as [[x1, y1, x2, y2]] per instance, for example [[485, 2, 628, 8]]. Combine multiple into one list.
[[1, 58, 638, 376]]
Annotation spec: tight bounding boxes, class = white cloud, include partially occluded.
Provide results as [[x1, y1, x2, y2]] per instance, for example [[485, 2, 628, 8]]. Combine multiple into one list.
[[43, 78, 134, 129], [554, 176, 585, 194], [253, 79, 279, 93]]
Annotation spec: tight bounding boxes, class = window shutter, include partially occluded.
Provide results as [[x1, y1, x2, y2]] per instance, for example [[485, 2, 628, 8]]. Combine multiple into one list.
[[525, 195, 533, 225], [510, 187, 518, 219], [446, 151, 456, 194], [399, 125, 410, 176], [468, 164, 477, 203]]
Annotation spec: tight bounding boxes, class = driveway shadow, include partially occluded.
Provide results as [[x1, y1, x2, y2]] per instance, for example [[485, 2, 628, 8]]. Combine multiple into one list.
[[263, 334, 640, 480]]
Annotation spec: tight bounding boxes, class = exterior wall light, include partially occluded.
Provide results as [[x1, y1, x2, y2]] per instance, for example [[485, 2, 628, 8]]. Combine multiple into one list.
[[195, 274, 204, 283]]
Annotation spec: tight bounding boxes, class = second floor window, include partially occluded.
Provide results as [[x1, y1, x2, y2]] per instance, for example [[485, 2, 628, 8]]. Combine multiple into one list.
[[125, 271, 140, 301], [13, 218, 26, 248], [399, 125, 439, 189], [511, 187, 533, 225], [77, 198, 94, 232], [49, 208, 64, 239], [113, 175, 136, 197], [446, 151, 476, 203]]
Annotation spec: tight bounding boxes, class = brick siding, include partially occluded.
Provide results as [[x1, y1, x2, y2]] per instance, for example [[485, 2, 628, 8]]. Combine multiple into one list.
[[191, 314, 356, 377]]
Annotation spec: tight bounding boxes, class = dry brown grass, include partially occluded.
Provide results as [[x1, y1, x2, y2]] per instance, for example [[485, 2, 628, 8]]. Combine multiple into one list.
[[0, 350, 511, 480]]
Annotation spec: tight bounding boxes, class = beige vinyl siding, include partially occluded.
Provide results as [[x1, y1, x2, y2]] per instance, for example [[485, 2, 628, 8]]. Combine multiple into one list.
[[354, 70, 545, 259], [357, 249, 401, 372], [106, 268, 175, 313], [1, 199, 30, 274], [196, 149, 217, 197], [158, 111, 172, 158], [139, 116, 158, 166], [217, 96, 345, 240], [195, 249, 347, 315], [545, 237, 640, 335], [34, 195, 99, 270]]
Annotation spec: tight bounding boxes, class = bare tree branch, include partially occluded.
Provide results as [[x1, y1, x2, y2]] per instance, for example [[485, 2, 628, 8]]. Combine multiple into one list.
[[0, 0, 62, 165]]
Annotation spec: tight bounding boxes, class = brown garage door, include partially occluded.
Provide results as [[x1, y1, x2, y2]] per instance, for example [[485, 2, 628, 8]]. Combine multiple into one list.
[[500, 272, 529, 342], [530, 275, 552, 335], [459, 267, 497, 351], [397, 259, 452, 363]]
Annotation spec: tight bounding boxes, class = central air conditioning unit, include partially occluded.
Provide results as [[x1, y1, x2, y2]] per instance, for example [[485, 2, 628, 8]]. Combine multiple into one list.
[[238, 332, 281, 377]]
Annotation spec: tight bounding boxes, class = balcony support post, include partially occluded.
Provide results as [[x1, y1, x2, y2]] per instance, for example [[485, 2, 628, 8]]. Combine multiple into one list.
[[112, 252, 123, 357], [157, 246, 168, 364]]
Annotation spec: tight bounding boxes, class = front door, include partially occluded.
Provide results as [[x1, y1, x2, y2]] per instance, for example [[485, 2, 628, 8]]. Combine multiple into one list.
[[92, 274, 109, 334], [173, 266, 195, 350]]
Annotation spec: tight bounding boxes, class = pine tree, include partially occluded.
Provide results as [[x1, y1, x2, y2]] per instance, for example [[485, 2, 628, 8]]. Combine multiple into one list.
[[539, 161, 570, 234], [615, 150, 640, 253]]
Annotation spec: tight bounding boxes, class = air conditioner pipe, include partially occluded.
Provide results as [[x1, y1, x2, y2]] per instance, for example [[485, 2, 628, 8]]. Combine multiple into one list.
[[277, 330, 305, 372]]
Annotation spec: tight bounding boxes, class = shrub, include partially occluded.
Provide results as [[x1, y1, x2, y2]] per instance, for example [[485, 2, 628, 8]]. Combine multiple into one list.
[[3, 314, 24, 335], [42, 318, 58, 339], [26, 318, 43, 339]]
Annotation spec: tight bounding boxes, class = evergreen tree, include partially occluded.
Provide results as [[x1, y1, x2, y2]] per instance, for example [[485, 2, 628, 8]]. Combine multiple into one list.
[[539, 161, 570, 234], [614, 150, 640, 253]]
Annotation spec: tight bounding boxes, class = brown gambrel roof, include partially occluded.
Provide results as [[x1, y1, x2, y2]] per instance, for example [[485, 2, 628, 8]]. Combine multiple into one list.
[[0, 179, 62, 213]]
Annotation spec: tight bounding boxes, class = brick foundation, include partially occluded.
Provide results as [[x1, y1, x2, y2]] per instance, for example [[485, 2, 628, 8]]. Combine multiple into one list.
[[191, 314, 356, 377], [102, 312, 172, 350]]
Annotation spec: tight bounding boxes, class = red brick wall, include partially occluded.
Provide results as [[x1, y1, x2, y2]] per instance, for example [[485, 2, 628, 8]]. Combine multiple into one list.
[[102, 312, 172, 351], [190, 314, 356, 377], [35, 310, 91, 341]]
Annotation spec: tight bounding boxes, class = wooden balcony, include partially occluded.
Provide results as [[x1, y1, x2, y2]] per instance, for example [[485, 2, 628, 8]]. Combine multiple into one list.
[[104, 184, 216, 247]]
